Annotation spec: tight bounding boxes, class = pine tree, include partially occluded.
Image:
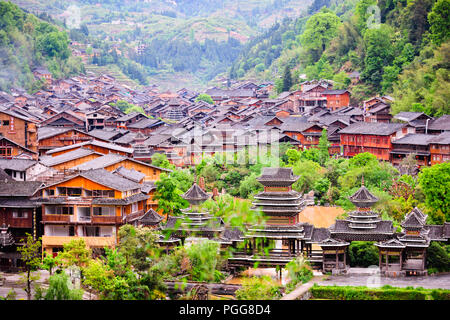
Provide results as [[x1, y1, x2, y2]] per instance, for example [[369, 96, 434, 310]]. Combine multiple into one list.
[[318, 128, 330, 166], [282, 65, 292, 92]]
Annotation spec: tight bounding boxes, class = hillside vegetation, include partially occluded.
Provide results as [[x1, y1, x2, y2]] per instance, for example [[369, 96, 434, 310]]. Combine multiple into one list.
[[0, 1, 84, 92], [231, 0, 450, 115], [9, 0, 312, 90]]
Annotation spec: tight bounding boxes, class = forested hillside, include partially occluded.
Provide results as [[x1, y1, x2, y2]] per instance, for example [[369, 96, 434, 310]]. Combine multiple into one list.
[[0, 2, 84, 92], [231, 0, 450, 116], [9, 0, 312, 90]]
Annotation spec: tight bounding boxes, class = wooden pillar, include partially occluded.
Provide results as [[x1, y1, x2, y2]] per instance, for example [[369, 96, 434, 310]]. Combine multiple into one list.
[[32, 207, 37, 241], [422, 249, 425, 270], [385, 253, 389, 271], [290, 240, 293, 255], [343, 248, 347, 267], [379, 251, 382, 270], [335, 249, 339, 269], [399, 250, 403, 270]]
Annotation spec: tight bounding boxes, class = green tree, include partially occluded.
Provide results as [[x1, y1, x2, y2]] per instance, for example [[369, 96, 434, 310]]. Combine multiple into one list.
[[195, 93, 214, 104], [57, 239, 91, 268], [44, 272, 83, 300], [333, 72, 351, 89], [285, 255, 313, 292], [428, 0, 450, 46], [418, 162, 450, 223], [361, 24, 394, 91], [117, 225, 160, 274], [318, 128, 330, 166], [300, 8, 342, 63], [281, 65, 293, 92], [41, 252, 59, 276], [426, 242, 450, 272], [186, 240, 223, 282], [348, 241, 379, 267], [153, 173, 189, 218], [151, 153, 175, 170], [17, 234, 42, 300]]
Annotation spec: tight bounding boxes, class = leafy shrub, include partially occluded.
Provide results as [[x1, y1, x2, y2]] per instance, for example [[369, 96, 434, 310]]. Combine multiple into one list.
[[285, 256, 313, 293], [348, 241, 379, 267], [235, 276, 282, 300], [310, 285, 450, 300], [427, 242, 450, 272]]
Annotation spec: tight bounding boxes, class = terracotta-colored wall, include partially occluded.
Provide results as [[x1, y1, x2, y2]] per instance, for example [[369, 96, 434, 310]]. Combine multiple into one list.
[[51, 153, 102, 171]]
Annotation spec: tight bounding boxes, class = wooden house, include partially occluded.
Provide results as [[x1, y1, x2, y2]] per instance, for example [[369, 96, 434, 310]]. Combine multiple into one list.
[[322, 90, 350, 111], [390, 134, 434, 167], [429, 131, 450, 165], [340, 122, 413, 161], [40, 169, 150, 255], [39, 110, 87, 130], [0, 110, 38, 158], [45, 140, 134, 158], [38, 127, 106, 156], [0, 179, 43, 271]]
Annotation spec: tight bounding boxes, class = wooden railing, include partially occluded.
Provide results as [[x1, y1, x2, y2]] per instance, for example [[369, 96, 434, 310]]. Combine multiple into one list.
[[42, 214, 71, 222], [91, 215, 122, 224]]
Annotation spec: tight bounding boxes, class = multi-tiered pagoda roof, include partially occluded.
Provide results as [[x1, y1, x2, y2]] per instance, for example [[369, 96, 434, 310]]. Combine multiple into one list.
[[182, 183, 210, 205], [246, 167, 307, 239], [396, 207, 431, 248], [328, 180, 394, 241]]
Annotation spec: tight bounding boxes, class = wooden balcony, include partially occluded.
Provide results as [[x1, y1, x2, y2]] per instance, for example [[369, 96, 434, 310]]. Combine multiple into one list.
[[42, 235, 116, 248], [42, 214, 71, 223], [91, 215, 122, 224]]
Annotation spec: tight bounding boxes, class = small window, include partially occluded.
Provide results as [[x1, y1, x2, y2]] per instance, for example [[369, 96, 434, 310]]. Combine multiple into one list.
[[3, 120, 9, 126], [12, 211, 28, 219]]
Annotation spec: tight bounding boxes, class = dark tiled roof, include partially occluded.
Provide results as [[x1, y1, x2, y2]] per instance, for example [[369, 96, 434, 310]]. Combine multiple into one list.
[[258, 167, 298, 182], [182, 183, 210, 203], [374, 238, 406, 248], [348, 185, 379, 206], [428, 115, 450, 131], [91, 192, 148, 205], [339, 122, 405, 135], [401, 208, 427, 228], [0, 159, 38, 171], [322, 89, 349, 95], [128, 209, 163, 225], [394, 112, 427, 122], [113, 166, 146, 183], [0, 181, 43, 197], [80, 169, 142, 191], [429, 131, 450, 145], [40, 148, 98, 167], [392, 134, 435, 146], [309, 227, 330, 243], [128, 118, 164, 129]]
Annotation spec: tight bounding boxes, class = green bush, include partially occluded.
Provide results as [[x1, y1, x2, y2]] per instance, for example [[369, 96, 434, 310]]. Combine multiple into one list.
[[427, 242, 450, 272], [235, 276, 282, 300], [285, 256, 313, 293], [310, 284, 450, 300], [348, 241, 379, 267]]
